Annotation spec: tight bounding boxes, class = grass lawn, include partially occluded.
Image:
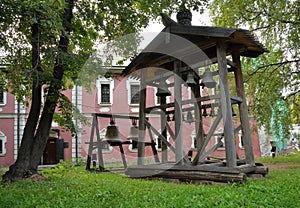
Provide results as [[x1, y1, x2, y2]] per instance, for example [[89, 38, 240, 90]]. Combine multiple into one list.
[[1, 153, 300, 208]]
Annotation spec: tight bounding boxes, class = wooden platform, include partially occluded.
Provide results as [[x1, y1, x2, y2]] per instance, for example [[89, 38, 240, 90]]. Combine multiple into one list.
[[125, 162, 268, 183]]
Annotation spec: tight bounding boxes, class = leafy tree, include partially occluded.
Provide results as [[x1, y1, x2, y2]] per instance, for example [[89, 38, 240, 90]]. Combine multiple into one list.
[[210, 0, 300, 143], [1, 0, 207, 182]]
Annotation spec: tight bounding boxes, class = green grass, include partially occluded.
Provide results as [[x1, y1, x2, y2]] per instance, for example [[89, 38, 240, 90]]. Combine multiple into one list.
[[256, 152, 300, 164], [0, 154, 300, 208]]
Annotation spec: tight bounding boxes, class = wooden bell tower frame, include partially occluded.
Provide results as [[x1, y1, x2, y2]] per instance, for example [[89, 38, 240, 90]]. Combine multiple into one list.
[[121, 12, 268, 183]]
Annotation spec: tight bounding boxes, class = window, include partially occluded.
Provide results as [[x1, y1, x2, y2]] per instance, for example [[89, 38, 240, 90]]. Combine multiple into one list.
[[156, 132, 169, 151], [0, 91, 6, 106], [238, 130, 244, 149], [97, 77, 114, 105], [129, 139, 138, 152], [101, 84, 110, 103], [191, 130, 197, 149], [130, 84, 140, 104], [215, 128, 225, 150], [0, 131, 7, 155], [126, 78, 141, 105]]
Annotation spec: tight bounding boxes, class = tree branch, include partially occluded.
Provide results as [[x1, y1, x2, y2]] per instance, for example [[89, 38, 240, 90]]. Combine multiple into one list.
[[245, 59, 300, 82]]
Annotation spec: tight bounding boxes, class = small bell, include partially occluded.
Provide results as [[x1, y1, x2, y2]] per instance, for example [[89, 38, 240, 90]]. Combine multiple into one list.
[[186, 72, 197, 87], [186, 111, 194, 124], [156, 80, 171, 97], [128, 120, 139, 140], [202, 67, 216, 89], [103, 119, 123, 143]]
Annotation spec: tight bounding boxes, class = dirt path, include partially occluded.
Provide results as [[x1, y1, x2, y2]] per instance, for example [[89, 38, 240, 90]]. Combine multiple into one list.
[[265, 163, 300, 171]]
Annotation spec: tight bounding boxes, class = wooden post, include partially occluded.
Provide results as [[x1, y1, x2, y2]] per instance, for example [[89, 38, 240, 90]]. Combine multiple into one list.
[[94, 115, 104, 171], [160, 95, 168, 162], [138, 70, 146, 165], [232, 49, 255, 165], [174, 60, 184, 165], [86, 114, 96, 170], [216, 42, 236, 168], [191, 81, 205, 165]]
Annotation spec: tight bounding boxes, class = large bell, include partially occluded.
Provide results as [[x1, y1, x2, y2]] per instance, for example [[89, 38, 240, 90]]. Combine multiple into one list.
[[202, 68, 216, 89], [186, 72, 197, 87], [156, 80, 171, 97], [103, 120, 123, 143]]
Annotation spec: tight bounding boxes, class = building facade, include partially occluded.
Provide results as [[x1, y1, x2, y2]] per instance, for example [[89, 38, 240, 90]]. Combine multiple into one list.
[[0, 68, 262, 167]]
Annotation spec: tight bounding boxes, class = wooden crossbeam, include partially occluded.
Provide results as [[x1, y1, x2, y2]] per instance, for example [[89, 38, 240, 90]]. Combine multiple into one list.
[[144, 119, 190, 164], [192, 113, 222, 165]]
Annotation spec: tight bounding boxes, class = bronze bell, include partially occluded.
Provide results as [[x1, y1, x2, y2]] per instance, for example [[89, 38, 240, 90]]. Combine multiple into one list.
[[156, 80, 171, 97], [103, 120, 123, 143], [186, 72, 197, 87], [128, 123, 139, 140], [202, 67, 216, 89]]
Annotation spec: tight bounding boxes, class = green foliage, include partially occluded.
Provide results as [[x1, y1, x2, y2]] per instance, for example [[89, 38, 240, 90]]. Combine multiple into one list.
[[210, 0, 300, 139], [1, 155, 300, 207], [0, 0, 208, 135]]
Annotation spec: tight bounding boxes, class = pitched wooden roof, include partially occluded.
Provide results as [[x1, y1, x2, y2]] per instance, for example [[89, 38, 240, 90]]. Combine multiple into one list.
[[122, 24, 267, 78]]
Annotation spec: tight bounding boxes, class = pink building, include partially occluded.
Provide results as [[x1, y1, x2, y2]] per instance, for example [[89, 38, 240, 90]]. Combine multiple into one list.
[[0, 67, 262, 167]]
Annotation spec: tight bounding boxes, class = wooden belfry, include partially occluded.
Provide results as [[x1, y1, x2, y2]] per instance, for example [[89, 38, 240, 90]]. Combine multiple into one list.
[[122, 9, 268, 183]]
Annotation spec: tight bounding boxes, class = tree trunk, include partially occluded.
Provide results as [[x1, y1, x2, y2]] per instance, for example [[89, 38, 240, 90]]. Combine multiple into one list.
[[2, 0, 74, 182]]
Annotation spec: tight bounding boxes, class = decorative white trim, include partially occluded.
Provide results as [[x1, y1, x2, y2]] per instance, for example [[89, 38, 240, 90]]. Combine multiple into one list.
[[0, 131, 7, 156], [96, 76, 114, 106], [14, 99, 26, 159], [100, 107, 110, 113], [72, 85, 83, 160], [126, 77, 140, 106]]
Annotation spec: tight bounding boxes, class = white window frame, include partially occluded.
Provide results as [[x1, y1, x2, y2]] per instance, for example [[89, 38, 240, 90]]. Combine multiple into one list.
[[155, 131, 170, 151], [0, 91, 7, 106], [99, 128, 113, 153], [128, 139, 138, 152], [238, 130, 245, 149], [0, 131, 7, 156], [126, 78, 140, 106], [191, 130, 197, 150], [96, 76, 114, 106]]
